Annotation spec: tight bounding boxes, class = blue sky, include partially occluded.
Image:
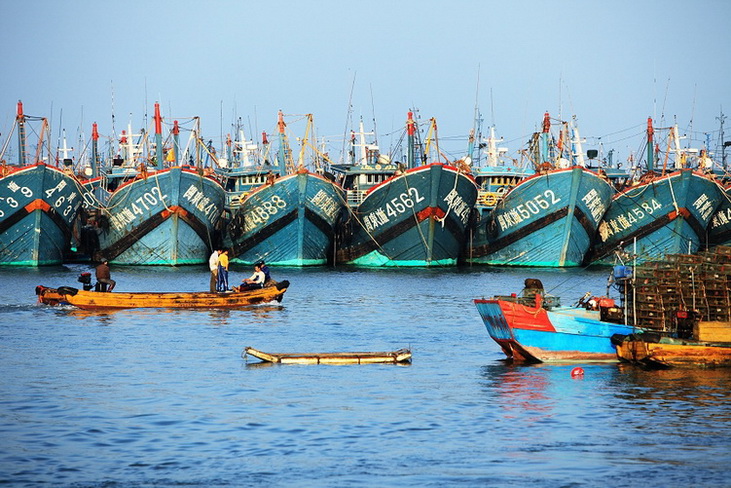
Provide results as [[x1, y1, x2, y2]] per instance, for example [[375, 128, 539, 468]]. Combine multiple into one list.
[[1, 0, 729, 166]]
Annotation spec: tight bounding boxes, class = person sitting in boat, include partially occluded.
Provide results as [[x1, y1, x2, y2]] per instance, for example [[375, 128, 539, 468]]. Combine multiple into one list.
[[256, 260, 272, 285], [95, 258, 116, 292], [238, 264, 265, 291]]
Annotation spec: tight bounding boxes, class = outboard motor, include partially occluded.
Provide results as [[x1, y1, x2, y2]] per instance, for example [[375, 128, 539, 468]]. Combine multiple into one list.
[[77, 272, 93, 291]]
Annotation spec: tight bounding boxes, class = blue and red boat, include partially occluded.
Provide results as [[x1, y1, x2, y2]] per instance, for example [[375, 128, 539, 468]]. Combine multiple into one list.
[[466, 113, 614, 267], [333, 112, 478, 267], [224, 112, 345, 266], [81, 104, 226, 265], [474, 280, 638, 362], [588, 119, 723, 264], [0, 102, 83, 266]]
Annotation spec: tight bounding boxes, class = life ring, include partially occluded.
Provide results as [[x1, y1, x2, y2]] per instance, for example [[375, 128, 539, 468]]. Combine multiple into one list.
[[482, 193, 498, 207]]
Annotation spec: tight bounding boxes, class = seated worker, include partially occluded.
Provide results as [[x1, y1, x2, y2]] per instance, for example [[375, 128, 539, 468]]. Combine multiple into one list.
[[239, 264, 265, 291], [95, 258, 116, 292], [256, 260, 272, 284]]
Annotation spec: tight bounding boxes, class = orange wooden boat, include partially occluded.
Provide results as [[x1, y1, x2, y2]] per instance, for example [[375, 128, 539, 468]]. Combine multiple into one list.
[[615, 333, 731, 368], [35, 281, 289, 310]]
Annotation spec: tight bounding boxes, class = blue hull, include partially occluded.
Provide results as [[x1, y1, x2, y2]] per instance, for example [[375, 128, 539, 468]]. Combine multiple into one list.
[[88, 167, 225, 265], [467, 167, 614, 267], [474, 298, 637, 362], [590, 170, 723, 264], [709, 184, 731, 247], [227, 171, 345, 266], [0, 164, 82, 266], [337, 163, 478, 267]]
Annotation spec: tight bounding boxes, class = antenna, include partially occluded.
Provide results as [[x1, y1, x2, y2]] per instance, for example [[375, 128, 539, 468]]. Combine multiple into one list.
[[341, 72, 356, 164], [718, 107, 727, 169], [370, 83, 378, 147]]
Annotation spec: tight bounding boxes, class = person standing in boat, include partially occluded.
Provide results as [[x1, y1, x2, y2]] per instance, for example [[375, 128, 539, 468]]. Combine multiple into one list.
[[95, 258, 116, 292], [239, 263, 265, 291], [208, 249, 220, 292], [216, 249, 230, 292]]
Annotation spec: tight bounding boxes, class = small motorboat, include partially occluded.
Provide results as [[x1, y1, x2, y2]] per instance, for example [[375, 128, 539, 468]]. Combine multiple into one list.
[[35, 280, 289, 310], [474, 278, 638, 363], [242, 346, 412, 364]]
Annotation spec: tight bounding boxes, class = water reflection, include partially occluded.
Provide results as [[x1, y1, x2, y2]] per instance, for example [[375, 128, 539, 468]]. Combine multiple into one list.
[[616, 364, 731, 405], [480, 363, 555, 421]]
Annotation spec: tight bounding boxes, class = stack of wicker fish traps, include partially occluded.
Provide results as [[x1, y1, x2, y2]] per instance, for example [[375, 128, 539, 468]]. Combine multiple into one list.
[[621, 246, 731, 332]]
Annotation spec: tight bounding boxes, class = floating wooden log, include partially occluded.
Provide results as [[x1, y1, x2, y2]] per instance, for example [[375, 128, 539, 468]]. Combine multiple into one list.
[[242, 346, 412, 364]]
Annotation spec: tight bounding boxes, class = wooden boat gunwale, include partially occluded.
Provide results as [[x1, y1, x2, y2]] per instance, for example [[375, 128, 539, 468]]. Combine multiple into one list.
[[243, 346, 412, 364]]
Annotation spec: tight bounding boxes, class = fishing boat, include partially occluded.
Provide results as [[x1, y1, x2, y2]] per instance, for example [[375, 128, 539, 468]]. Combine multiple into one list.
[[79, 104, 226, 265], [0, 102, 83, 265], [613, 332, 731, 368], [588, 119, 723, 265], [466, 113, 615, 267], [242, 346, 412, 364], [474, 278, 639, 362], [35, 280, 289, 309], [224, 112, 345, 266], [467, 124, 531, 215], [332, 112, 478, 267]]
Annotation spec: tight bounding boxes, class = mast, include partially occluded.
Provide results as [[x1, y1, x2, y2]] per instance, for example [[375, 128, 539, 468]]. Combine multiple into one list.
[[298, 114, 313, 169], [91, 122, 99, 178], [717, 108, 727, 169], [646, 117, 655, 172], [172, 120, 180, 166], [539, 111, 551, 165], [17, 101, 27, 166], [486, 126, 499, 167], [406, 110, 416, 169], [154, 103, 163, 170], [276, 110, 289, 175], [671, 124, 684, 169], [59, 129, 73, 168], [570, 118, 586, 167]]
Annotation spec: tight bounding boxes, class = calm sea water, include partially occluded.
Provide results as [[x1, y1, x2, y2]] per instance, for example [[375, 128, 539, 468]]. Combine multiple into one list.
[[1, 263, 730, 487]]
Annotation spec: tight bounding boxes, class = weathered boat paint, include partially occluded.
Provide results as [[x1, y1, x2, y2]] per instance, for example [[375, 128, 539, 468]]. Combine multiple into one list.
[[0, 102, 83, 266], [589, 169, 723, 264], [79, 104, 226, 266], [337, 162, 477, 267], [474, 298, 637, 362], [87, 166, 225, 265], [708, 183, 731, 247], [222, 113, 346, 266], [227, 169, 345, 266], [468, 166, 614, 266]]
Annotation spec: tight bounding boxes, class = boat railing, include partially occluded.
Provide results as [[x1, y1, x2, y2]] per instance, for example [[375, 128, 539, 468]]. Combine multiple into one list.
[[495, 294, 562, 310], [345, 189, 367, 206]]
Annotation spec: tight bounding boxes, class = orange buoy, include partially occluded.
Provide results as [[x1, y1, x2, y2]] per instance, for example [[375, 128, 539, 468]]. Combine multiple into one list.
[[571, 367, 584, 378]]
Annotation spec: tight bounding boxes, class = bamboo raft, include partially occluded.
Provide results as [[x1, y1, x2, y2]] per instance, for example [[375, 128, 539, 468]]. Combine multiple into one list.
[[243, 346, 412, 364]]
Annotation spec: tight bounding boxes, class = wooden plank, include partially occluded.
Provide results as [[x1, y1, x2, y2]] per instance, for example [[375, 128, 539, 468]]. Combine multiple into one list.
[[243, 347, 412, 364], [695, 321, 731, 342]]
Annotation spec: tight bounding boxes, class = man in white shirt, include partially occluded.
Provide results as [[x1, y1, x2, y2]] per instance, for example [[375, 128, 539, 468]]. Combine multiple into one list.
[[239, 264, 265, 291], [208, 249, 220, 292]]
